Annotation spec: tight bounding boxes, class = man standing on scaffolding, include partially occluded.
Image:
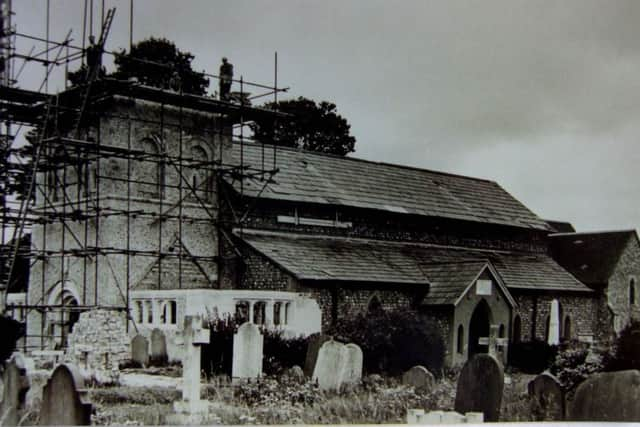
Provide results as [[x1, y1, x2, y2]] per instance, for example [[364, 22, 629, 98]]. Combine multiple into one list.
[[219, 57, 233, 100], [85, 35, 102, 81]]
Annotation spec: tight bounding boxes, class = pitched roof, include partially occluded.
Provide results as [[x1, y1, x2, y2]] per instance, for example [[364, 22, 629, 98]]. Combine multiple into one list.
[[545, 220, 576, 233], [549, 230, 638, 286], [235, 229, 592, 304], [230, 142, 551, 231]]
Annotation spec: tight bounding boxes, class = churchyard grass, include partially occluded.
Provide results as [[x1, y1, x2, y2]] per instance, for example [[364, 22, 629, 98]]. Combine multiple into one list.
[[81, 372, 538, 424]]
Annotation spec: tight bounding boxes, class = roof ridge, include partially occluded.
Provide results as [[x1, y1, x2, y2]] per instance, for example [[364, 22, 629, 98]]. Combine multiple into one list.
[[232, 140, 498, 184], [550, 229, 637, 237]]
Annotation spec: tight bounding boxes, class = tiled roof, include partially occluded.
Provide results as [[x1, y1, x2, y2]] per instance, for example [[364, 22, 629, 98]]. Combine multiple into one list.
[[418, 260, 492, 305], [230, 142, 551, 231], [235, 230, 592, 303], [488, 252, 589, 292], [549, 230, 638, 286]]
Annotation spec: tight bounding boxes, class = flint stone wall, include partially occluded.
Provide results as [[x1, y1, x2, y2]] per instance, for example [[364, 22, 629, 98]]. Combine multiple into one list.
[[66, 309, 128, 381]]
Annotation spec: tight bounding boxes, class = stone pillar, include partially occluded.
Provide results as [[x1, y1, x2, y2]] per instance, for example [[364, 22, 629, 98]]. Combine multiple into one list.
[[152, 300, 161, 326], [142, 302, 148, 324], [265, 301, 274, 327], [249, 301, 255, 324]]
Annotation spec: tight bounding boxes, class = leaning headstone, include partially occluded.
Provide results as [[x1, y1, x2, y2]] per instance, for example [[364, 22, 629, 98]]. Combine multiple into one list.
[[131, 334, 149, 367], [304, 333, 331, 377], [150, 328, 168, 366], [39, 363, 92, 425], [232, 322, 264, 380], [283, 365, 305, 384], [568, 370, 640, 421], [169, 315, 211, 424], [312, 339, 347, 391], [528, 372, 564, 421], [339, 343, 363, 386], [454, 354, 504, 422], [0, 353, 30, 427], [402, 365, 435, 392]]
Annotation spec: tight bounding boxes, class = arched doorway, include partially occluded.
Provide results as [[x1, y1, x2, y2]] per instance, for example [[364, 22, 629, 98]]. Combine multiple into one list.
[[468, 299, 492, 357], [47, 281, 81, 348]]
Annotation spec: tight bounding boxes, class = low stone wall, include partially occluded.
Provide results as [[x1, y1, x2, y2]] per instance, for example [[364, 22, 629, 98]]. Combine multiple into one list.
[[65, 309, 128, 383]]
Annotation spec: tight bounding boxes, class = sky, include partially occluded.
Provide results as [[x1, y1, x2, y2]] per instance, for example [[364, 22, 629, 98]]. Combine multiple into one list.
[[10, 0, 640, 232]]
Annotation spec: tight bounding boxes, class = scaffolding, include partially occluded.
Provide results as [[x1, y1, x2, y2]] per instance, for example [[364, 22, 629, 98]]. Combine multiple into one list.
[[0, 1, 287, 350]]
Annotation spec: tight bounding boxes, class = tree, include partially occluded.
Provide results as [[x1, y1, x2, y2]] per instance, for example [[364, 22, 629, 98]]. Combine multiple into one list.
[[68, 37, 209, 95], [252, 97, 356, 156]]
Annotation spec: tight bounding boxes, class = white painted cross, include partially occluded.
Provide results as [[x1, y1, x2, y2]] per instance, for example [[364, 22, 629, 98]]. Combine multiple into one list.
[[478, 325, 506, 358], [175, 315, 210, 415]]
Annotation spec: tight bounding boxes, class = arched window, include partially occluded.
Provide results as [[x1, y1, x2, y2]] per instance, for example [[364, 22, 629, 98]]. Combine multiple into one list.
[[630, 279, 636, 305], [136, 301, 143, 324], [563, 316, 572, 341], [235, 301, 250, 323], [135, 138, 164, 198], [513, 315, 522, 343], [457, 324, 464, 354], [253, 301, 266, 325], [273, 302, 282, 325], [161, 300, 177, 325], [145, 301, 154, 324], [367, 295, 383, 316]]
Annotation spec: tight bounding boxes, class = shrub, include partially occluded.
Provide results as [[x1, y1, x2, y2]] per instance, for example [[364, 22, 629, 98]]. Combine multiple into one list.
[[201, 312, 309, 377], [508, 340, 557, 373], [202, 314, 238, 377], [550, 341, 603, 393], [328, 310, 445, 376], [262, 330, 308, 375], [603, 320, 640, 372]]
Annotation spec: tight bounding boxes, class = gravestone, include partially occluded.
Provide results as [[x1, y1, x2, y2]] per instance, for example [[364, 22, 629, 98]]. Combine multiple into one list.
[[339, 343, 363, 386], [312, 339, 348, 391], [304, 333, 330, 377], [454, 353, 504, 422], [528, 372, 564, 421], [131, 334, 149, 367], [283, 365, 305, 384], [548, 300, 560, 345], [0, 353, 30, 427], [568, 370, 640, 421], [402, 365, 435, 392], [232, 322, 264, 380], [39, 363, 92, 425], [150, 328, 168, 366], [170, 315, 210, 423]]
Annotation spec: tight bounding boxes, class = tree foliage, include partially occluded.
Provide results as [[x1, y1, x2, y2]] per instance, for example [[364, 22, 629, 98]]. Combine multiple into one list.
[[69, 37, 209, 95], [253, 97, 356, 156]]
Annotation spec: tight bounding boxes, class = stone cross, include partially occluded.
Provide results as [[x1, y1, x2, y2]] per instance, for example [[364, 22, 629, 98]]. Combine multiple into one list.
[[174, 315, 210, 416], [478, 325, 505, 358]]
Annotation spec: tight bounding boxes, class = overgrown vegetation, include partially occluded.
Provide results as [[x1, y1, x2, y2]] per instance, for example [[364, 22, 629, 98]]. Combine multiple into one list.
[[603, 320, 640, 372], [328, 310, 445, 376], [201, 314, 308, 377], [550, 341, 602, 393]]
